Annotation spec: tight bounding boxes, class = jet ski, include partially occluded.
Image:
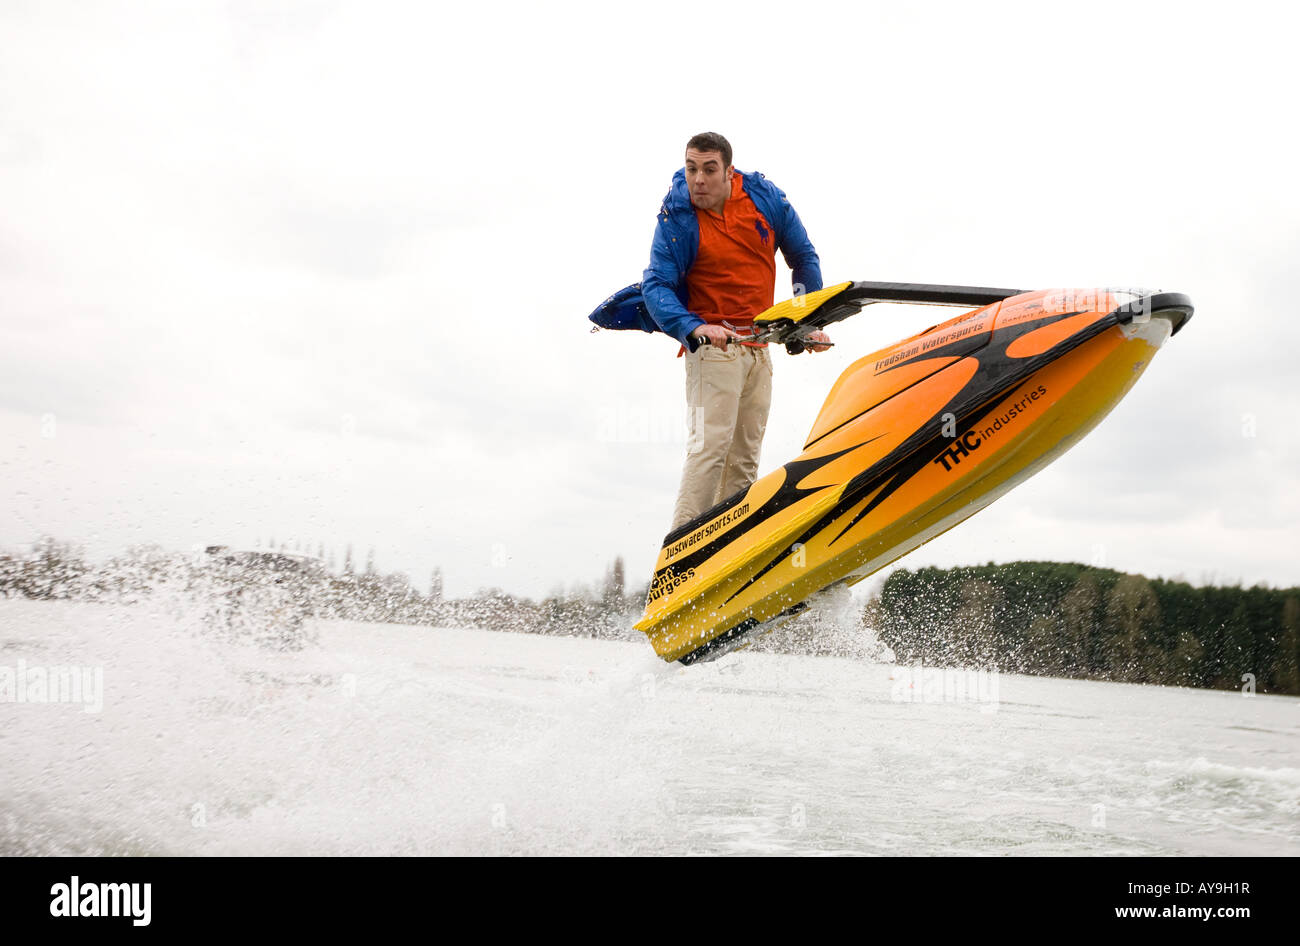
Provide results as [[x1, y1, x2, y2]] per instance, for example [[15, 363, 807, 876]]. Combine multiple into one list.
[[635, 281, 1194, 664]]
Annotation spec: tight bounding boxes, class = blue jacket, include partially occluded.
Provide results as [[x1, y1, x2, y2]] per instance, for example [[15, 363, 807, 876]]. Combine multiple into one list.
[[589, 169, 823, 352]]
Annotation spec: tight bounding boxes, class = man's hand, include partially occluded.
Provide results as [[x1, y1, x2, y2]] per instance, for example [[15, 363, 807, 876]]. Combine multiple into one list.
[[786, 330, 832, 355], [691, 324, 741, 351]]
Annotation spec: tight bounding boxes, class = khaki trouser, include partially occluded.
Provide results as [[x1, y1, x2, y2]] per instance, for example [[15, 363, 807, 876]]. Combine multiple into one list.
[[670, 344, 773, 531]]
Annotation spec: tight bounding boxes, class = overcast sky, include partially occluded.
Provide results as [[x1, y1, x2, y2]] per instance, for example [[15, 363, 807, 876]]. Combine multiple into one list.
[[3, 0, 1297, 600]]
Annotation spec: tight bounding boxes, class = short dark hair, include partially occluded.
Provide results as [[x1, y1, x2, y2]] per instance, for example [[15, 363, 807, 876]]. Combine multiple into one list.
[[686, 132, 732, 168]]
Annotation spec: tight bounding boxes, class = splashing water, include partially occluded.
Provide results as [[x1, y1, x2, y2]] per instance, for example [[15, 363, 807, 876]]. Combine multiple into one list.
[[1, 598, 1296, 855]]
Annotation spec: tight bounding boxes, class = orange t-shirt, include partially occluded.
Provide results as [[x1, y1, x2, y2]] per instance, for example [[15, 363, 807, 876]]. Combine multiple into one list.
[[686, 172, 776, 344]]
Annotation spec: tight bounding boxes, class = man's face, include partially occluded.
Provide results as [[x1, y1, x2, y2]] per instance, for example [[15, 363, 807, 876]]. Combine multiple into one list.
[[685, 148, 732, 214]]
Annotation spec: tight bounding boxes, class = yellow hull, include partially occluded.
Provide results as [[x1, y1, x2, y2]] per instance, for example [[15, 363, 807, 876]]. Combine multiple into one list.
[[636, 288, 1191, 664]]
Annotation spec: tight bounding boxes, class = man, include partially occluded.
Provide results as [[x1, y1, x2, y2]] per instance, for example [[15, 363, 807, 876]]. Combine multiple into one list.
[[641, 132, 831, 531]]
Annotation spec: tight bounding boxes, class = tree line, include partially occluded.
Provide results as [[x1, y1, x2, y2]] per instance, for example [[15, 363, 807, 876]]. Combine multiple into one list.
[[0, 538, 643, 642], [3, 539, 1296, 694], [872, 562, 1300, 695]]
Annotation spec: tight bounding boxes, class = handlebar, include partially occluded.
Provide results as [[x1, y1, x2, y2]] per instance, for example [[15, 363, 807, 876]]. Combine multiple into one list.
[[698, 333, 833, 353]]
